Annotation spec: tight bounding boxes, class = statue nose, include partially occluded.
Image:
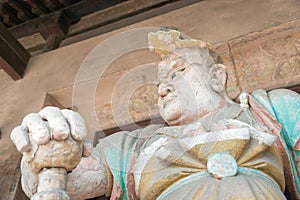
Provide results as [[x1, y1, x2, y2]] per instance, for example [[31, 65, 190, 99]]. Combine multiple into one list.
[[158, 84, 172, 97]]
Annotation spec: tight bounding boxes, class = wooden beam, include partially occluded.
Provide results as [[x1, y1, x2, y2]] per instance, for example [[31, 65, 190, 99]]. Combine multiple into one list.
[[58, 0, 79, 7], [0, 22, 30, 80], [67, 0, 178, 36], [62, 0, 125, 24], [41, 0, 63, 11], [8, 11, 68, 39], [23, 0, 51, 16], [0, 2, 22, 26], [38, 11, 69, 39], [43, 34, 64, 52], [8, 0, 124, 39], [61, 0, 204, 46], [5, 0, 36, 21]]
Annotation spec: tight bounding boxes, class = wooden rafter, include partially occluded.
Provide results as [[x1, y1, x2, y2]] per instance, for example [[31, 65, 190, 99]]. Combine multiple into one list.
[[8, 0, 125, 39]]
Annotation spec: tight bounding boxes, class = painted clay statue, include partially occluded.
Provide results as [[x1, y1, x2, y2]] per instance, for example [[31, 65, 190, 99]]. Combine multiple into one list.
[[11, 30, 300, 200]]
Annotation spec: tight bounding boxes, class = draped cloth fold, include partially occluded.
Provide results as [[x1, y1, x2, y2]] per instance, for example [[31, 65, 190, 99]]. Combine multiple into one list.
[[136, 123, 285, 200]]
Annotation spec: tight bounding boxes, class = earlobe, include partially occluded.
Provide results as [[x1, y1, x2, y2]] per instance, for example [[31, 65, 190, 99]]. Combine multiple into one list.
[[209, 64, 227, 92]]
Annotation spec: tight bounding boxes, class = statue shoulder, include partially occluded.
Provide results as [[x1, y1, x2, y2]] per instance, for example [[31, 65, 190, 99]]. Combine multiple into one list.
[[251, 88, 300, 150]]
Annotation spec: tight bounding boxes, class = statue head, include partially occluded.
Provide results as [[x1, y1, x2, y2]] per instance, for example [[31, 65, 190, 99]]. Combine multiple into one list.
[[148, 30, 231, 126]]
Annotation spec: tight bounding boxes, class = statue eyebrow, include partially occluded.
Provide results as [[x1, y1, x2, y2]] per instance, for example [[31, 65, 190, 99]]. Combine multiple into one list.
[[158, 54, 186, 80], [170, 57, 188, 71]]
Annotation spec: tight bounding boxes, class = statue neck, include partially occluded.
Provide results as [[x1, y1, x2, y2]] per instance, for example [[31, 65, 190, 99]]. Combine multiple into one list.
[[194, 102, 243, 131]]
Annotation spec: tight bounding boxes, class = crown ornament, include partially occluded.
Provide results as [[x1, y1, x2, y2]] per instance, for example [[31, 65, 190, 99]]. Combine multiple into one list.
[[148, 30, 213, 58]]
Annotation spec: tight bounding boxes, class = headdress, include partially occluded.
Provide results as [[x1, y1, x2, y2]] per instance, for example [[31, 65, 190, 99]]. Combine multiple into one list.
[[148, 30, 213, 59]]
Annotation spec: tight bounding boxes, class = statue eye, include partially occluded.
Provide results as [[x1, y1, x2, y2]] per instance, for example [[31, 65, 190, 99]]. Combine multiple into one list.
[[171, 68, 185, 79], [171, 73, 176, 79]]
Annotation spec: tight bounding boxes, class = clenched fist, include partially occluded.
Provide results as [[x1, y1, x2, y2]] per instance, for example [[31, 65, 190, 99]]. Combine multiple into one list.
[[11, 106, 92, 199]]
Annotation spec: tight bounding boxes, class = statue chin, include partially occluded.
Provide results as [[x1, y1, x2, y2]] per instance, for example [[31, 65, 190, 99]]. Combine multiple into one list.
[[159, 110, 182, 126], [159, 101, 184, 125]]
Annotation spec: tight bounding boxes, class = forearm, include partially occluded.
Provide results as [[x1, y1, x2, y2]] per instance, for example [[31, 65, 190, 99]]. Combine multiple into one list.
[[66, 147, 112, 200], [21, 157, 38, 198]]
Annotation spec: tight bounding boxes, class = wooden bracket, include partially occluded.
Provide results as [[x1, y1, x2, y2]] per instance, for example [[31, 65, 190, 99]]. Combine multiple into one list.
[[0, 22, 30, 80]]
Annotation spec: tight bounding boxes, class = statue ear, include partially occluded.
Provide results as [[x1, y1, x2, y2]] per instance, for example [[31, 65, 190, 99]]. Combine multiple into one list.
[[209, 64, 227, 93]]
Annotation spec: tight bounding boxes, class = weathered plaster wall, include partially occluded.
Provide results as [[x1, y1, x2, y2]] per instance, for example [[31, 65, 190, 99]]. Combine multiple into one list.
[[1, 0, 300, 199]]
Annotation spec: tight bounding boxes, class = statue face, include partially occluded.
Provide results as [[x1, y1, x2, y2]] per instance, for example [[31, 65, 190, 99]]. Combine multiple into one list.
[[157, 47, 225, 125]]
